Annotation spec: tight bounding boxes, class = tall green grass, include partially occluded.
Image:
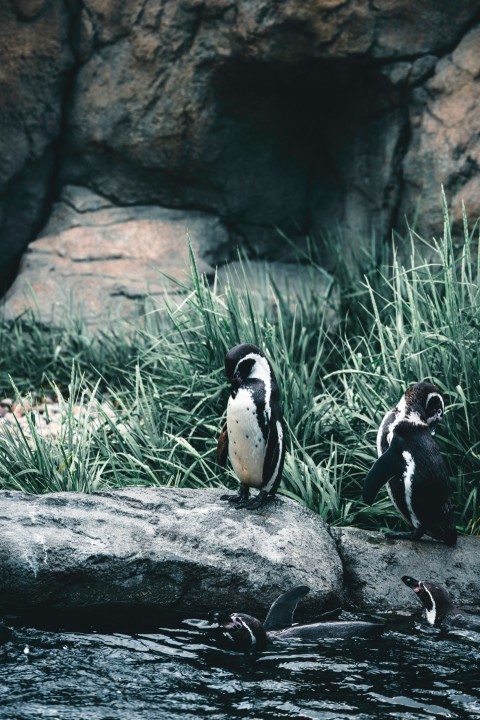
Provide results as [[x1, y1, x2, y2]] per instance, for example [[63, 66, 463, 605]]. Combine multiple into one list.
[[0, 206, 478, 534]]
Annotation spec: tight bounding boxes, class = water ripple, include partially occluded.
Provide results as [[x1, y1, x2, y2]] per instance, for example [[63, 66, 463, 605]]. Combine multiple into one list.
[[1, 622, 480, 719]]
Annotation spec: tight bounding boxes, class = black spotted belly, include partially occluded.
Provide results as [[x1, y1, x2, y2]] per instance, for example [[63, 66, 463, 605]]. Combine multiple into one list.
[[227, 388, 266, 487]]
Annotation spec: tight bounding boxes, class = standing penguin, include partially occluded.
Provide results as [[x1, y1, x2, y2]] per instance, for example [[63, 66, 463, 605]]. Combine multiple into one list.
[[362, 381, 457, 545], [217, 343, 286, 510]]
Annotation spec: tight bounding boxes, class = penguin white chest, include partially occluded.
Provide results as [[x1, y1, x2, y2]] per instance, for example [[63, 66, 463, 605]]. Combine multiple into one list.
[[227, 388, 266, 487]]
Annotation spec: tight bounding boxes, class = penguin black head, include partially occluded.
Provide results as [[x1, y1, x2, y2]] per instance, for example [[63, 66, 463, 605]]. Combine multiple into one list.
[[402, 575, 455, 626], [224, 344, 265, 384], [404, 382, 444, 426], [220, 612, 268, 651]]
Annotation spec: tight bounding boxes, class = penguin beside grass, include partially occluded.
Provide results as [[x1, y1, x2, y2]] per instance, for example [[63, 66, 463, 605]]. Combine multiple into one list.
[[362, 381, 456, 545], [217, 343, 286, 510]]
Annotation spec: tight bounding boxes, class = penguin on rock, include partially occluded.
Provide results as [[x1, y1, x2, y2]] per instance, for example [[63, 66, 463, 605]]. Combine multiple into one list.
[[362, 381, 457, 545], [217, 343, 286, 510], [402, 576, 480, 631]]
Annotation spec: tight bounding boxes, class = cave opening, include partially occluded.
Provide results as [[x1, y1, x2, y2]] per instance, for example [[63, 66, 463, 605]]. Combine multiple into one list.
[[212, 56, 409, 267]]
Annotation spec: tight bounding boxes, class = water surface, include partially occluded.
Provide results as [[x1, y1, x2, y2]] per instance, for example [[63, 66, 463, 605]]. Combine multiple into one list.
[[1, 614, 479, 719]]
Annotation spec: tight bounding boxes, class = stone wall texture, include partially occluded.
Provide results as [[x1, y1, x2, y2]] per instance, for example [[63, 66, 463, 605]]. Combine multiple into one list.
[[1, 0, 480, 305]]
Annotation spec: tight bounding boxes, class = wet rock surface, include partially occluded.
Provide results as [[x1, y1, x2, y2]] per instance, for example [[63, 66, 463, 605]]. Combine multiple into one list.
[[0, 488, 343, 619], [0, 486, 478, 619], [332, 526, 480, 613]]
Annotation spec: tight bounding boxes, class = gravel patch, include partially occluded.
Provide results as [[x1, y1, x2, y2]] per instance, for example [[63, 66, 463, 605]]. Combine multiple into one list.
[[0, 395, 119, 443]]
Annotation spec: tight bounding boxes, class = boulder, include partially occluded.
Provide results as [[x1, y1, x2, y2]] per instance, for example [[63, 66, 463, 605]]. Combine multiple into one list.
[[1, 186, 229, 325], [64, 0, 479, 260], [0, 488, 343, 619], [332, 527, 480, 613], [1, 185, 336, 325], [0, 486, 479, 622], [0, 0, 74, 291]]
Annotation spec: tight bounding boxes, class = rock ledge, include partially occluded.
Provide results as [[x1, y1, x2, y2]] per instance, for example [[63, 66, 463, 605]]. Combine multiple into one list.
[[1, 488, 479, 622]]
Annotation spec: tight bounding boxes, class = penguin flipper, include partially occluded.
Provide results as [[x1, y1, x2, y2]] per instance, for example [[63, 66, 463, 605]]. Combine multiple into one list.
[[363, 438, 403, 505], [217, 422, 229, 467], [261, 420, 286, 496], [263, 586, 310, 632]]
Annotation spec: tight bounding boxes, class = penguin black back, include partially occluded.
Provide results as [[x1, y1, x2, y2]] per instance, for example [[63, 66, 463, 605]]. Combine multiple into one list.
[[217, 587, 385, 651], [363, 381, 456, 545]]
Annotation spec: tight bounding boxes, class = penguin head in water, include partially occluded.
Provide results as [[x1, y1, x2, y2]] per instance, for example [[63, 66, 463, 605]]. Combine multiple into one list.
[[220, 612, 268, 651], [402, 575, 455, 626], [216, 586, 309, 651], [403, 382, 445, 427]]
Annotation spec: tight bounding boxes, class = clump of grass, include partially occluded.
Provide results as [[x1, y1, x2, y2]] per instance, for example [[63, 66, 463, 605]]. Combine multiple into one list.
[[316, 203, 479, 532], [0, 202, 478, 535]]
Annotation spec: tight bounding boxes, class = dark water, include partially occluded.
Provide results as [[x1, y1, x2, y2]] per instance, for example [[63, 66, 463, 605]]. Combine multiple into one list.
[[1, 614, 479, 720]]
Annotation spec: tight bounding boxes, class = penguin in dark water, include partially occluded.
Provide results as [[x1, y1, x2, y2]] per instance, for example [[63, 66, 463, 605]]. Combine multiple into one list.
[[362, 381, 457, 545], [402, 576, 480, 631], [217, 343, 286, 510], [217, 586, 385, 650]]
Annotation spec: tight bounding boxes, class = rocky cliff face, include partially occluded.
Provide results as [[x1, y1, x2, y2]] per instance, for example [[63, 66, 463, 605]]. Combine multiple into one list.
[[1, 1, 479, 305]]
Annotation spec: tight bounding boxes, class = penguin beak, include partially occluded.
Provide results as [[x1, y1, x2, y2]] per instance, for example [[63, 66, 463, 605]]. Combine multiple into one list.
[[402, 575, 421, 593], [231, 370, 242, 388], [220, 616, 244, 644]]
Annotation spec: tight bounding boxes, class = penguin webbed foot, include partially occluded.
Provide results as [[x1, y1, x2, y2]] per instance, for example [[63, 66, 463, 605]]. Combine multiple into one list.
[[384, 527, 425, 541], [235, 491, 273, 510], [220, 493, 247, 504], [220, 486, 250, 504]]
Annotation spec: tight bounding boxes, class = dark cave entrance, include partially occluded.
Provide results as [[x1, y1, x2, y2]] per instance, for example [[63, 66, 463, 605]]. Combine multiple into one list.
[[212, 57, 409, 266]]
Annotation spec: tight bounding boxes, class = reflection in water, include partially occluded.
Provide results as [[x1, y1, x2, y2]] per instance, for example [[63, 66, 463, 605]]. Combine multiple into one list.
[[0, 617, 479, 719]]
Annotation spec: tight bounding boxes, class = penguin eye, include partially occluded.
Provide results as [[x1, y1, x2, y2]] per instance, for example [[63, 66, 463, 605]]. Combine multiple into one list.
[[224, 616, 243, 632], [236, 358, 255, 380], [425, 394, 444, 423]]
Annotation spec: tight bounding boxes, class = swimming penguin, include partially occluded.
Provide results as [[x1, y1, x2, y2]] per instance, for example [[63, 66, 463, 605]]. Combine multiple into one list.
[[217, 586, 385, 650], [217, 343, 286, 510], [362, 381, 457, 545], [402, 576, 480, 631]]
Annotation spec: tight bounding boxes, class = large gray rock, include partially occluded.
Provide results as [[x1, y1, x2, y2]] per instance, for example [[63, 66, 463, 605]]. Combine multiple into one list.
[[1, 186, 229, 325], [400, 25, 480, 237], [1, 486, 478, 622], [1, 185, 335, 325], [0, 488, 343, 619], [63, 0, 480, 260], [332, 527, 480, 612]]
